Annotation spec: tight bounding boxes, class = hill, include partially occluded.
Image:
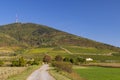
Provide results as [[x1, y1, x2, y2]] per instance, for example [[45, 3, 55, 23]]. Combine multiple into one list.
[[0, 23, 119, 52]]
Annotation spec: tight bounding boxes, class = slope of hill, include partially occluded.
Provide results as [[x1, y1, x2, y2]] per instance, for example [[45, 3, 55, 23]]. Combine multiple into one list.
[[0, 23, 119, 52], [0, 33, 19, 47]]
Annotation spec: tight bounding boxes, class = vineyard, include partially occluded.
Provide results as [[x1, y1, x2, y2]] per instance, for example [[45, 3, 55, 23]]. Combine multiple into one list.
[[0, 67, 27, 80]]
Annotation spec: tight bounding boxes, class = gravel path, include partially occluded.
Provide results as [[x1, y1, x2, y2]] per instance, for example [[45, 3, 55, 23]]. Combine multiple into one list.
[[26, 64, 55, 80]]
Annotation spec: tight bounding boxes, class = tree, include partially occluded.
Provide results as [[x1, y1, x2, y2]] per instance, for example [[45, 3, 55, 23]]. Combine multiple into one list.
[[77, 57, 86, 63], [70, 58, 75, 64], [43, 55, 51, 63], [55, 55, 63, 61]]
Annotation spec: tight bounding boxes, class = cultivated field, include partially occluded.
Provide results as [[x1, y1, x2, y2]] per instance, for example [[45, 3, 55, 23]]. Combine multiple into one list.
[[7, 65, 41, 80], [74, 66, 120, 80], [21, 47, 69, 59], [0, 67, 26, 80], [64, 46, 113, 54]]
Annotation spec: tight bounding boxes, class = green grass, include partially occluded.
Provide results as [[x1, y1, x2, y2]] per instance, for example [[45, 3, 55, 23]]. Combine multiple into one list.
[[21, 47, 120, 62], [7, 65, 41, 80], [79, 55, 120, 62], [26, 48, 53, 54], [22, 47, 70, 59], [74, 66, 120, 80]]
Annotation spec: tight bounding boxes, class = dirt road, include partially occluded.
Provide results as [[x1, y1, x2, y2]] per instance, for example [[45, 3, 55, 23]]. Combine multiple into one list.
[[26, 64, 55, 80], [60, 47, 73, 54]]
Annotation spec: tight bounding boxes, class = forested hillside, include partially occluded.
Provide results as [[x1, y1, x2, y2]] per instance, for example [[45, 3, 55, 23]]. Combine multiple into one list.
[[0, 23, 119, 52]]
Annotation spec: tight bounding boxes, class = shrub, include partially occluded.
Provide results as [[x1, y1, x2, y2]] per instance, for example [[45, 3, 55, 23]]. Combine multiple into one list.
[[32, 59, 39, 65], [70, 58, 75, 64], [77, 57, 86, 63], [55, 55, 63, 61], [11, 60, 19, 66], [27, 60, 33, 65], [11, 57, 27, 67], [43, 55, 51, 63], [52, 62, 72, 73], [63, 57, 70, 62], [19, 57, 27, 66], [0, 60, 4, 66], [27, 59, 39, 65]]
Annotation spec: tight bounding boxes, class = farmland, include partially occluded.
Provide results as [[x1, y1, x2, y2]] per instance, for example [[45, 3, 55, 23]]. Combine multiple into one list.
[[21, 47, 69, 59], [7, 65, 40, 80], [0, 67, 26, 80], [64, 46, 113, 54], [74, 66, 120, 80], [0, 46, 120, 80]]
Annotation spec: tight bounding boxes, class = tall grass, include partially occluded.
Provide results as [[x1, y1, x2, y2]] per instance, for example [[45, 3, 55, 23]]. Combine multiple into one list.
[[7, 65, 41, 80], [0, 67, 26, 80], [49, 69, 71, 80]]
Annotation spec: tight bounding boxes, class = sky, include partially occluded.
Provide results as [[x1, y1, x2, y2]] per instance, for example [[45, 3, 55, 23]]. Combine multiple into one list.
[[0, 0, 120, 47]]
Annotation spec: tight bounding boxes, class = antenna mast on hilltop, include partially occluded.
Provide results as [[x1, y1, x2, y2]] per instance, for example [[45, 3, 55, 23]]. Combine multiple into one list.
[[16, 14, 18, 23]]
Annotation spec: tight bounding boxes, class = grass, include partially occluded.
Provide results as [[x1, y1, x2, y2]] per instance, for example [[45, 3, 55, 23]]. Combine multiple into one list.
[[21, 47, 69, 59], [31, 47, 67, 56], [74, 66, 120, 80], [49, 69, 71, 80], [0, 67, 26, 80], [79, 55, 120, 62], [20, 47, 120, 62], [64, 46, 113, 54], [49, 66, 84, 80], [25, 48, 53, 54], [7, 65, 41, 80]]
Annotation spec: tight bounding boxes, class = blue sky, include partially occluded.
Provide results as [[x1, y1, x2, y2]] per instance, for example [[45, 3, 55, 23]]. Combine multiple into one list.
[[0, 0, 120, 47]]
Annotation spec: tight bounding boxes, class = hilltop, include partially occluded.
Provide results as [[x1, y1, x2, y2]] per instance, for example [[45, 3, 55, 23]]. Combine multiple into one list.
[[0, 23, 119, 52]]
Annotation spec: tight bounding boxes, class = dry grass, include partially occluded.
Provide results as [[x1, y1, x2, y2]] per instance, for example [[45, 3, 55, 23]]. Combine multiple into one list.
[[83, 63, 120, 68], [61, 71, 85, 80], [0, 67, 26, 80], [49, 70, 71, 80]]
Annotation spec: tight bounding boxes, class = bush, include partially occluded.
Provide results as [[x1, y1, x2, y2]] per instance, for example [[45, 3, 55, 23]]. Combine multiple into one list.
[[11, 57, 27, 67], [11, 60, 19, 66], [27, 61, 33, 65], [19, 57, 26, 66], [63, 57, 86, 65], [27, 59, 39, 65], [77, 57, 86, 63], [0, 60, 4, 66], [43, 55, 51, 63], [70, 58, 75, 64], [32, 59, 39, 65], [63, 57, 70, 62], [52, 62, 72, 73], [55, 55, 63, 61]]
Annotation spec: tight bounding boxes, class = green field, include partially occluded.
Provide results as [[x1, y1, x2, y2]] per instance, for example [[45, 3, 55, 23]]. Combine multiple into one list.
[[21, 47, 69, 58], [64, 46, 113, 54], [74, 66, 120, 80], [18, 47, 120, 62]]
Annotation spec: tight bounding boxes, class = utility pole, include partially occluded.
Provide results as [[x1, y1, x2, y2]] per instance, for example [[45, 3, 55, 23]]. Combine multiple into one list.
[[16, 14, 18, 23]]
